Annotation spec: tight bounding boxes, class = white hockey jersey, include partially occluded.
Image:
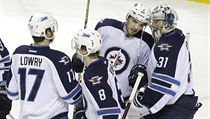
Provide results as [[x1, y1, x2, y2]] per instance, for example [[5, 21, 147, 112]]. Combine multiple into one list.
[[95, 19, 154, 98], [81, 57, 124, 119], [6, 45, 82, 119], [140, 29, 194, 114]]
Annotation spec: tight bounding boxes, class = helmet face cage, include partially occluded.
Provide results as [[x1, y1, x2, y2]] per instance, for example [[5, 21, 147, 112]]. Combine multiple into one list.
[[150, 4, 178, 40], [126, 3, 151, 25], [28, 13, 58, 39], [151, 4, 178, 30], [72, 29, 102, 57]]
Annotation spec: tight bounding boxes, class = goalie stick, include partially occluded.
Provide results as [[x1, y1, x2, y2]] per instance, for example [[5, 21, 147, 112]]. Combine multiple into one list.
[[121, 72, 144, 119]]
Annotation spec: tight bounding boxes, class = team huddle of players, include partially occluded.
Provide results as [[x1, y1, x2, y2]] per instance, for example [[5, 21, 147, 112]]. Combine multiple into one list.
[[0, 2, 201, 119]]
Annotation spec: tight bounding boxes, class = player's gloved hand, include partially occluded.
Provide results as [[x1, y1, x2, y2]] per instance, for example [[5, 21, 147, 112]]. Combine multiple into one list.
[[0, 82, 12, 118], [133, 87, 145, 107], [131, 87, 150, 117], [73, 99, 87, 119], [71, 53, 84, 73], [128, 64, 148, 89]]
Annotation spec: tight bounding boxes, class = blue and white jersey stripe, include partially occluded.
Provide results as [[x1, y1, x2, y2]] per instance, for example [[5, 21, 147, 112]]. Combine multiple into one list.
[[97, 107, 121, 116]]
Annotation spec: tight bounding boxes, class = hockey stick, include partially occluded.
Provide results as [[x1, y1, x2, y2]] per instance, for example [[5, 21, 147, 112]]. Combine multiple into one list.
[[121, 72, 144, 119], [77, 0, 90, 82], [185, 32, 190, 45], [84, 0, 90, 29]]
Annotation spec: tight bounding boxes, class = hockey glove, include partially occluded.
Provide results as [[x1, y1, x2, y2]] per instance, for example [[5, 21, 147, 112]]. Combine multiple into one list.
[[71, 53, 84, 73], [131, 87, 150, 118], [73, 99, 87, 119], [128, 64, 148, 89], [0, 82, 12, 118]]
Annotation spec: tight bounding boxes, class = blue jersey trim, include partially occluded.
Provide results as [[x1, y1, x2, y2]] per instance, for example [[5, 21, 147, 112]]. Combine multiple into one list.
[[97, 108, 121, 116], [71, 95, 82, 105], [0, 66, 10, 71], [152, 73, 180, 86], [62, 84, 81, 100], [0, 55, 10, 64], [148, 84, 176, 96], [6, 89, 18, 97]]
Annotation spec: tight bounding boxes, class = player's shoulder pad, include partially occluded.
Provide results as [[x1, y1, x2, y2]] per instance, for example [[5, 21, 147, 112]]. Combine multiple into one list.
[[0, 39, 9, 57], [13, 45, 29, 55], [135, 31, 155, 49], [163, 28, 185, 46], [154, 29, 185, 58], [47, 49, 71, 67], [95, 18, 124, 31], [85, 57, 108, 74]]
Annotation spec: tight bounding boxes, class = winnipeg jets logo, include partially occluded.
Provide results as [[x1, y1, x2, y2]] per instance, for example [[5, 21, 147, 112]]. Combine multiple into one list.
[[109, 53, 123, 67], [158, 43, 172, 51], [105, 47, 130, 75], [89, 76, 103, 86], [59, 56, 70, 65]]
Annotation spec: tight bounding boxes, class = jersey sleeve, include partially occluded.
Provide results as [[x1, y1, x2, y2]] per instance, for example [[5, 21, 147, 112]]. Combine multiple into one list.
[[140, 31, 188, 114], [0, 39, 10, 82], [6, 59, 19, 100], [50, 54, 82, 104]]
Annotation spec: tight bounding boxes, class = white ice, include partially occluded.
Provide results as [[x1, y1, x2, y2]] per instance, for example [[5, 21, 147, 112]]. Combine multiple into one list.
[[0, 0, 209, 119]]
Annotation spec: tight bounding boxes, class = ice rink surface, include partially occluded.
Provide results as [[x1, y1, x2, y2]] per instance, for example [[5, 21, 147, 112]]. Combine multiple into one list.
[[0, 0, 209, 118]]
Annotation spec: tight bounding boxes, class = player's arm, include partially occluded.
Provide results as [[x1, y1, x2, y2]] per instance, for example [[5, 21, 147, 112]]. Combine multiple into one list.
[[6, 61, 19, 100], [51, 54, 82, 104]]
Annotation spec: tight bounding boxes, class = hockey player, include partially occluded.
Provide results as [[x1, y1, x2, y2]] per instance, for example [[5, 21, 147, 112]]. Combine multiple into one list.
[[129, 4, 201, 119], [94, 2, 154, 101], [72, 29, 124, 119], [6, 13, 82, 119], [0, 39, 12, 119]]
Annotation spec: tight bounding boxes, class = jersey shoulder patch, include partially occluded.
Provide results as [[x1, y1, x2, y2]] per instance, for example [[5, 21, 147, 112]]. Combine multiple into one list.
[[95, 18, 124, 31]]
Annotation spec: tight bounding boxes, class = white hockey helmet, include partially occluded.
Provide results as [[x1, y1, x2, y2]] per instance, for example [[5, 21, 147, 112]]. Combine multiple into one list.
[[126, 3, 151, 24], [28, 13, 58, 39], [151, 4, 178, 31], [72, 29, 102, 56]]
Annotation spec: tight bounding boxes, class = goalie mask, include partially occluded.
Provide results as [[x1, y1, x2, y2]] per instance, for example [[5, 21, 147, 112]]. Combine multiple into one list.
[[150, 4, 178, 40], [72, 29, 102, 57], [28, 13, 58, 40], [126, 3, 151, 25]]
